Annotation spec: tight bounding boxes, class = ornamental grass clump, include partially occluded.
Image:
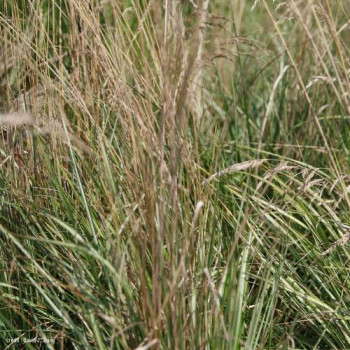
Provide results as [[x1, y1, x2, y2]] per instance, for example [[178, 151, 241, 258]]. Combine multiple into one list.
[[1, 0, 350, 349]]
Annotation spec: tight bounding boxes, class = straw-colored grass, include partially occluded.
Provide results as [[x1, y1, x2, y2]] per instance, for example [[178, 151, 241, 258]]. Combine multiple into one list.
[[1, 0, 350, 349]]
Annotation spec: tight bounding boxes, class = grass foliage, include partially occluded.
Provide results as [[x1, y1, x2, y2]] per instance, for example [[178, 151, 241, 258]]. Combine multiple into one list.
[[1, 0, 350, 348]]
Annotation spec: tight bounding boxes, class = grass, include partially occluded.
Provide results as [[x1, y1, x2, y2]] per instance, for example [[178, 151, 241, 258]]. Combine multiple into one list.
[[1, 0, 350, 348]]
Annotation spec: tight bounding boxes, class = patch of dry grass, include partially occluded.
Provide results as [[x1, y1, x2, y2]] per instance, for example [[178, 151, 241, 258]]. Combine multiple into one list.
[[1, 0, 350, 349]]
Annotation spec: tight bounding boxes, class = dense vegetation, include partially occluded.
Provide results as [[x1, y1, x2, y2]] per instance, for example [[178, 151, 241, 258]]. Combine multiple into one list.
[[1, 0, 350, 348]]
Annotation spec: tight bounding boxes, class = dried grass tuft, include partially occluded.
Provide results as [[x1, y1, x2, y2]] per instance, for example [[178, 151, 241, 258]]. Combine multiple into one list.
[[0, 112, 34, 126]]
